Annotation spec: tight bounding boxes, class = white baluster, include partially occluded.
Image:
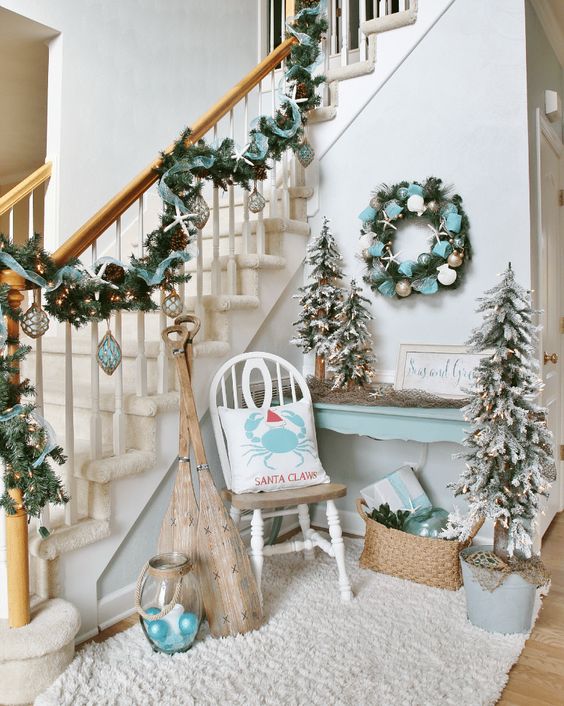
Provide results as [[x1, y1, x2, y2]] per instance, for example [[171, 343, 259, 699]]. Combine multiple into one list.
[[341, 0, 349, 66], [157, 290, 169, 394], [90, 243, 102, 460], [136, 196, 147, 397], [281, 58, 290, 219], [28, 190, 35, 239], [256, 82, 266, 256], [227, 109, 237, 295], [0, 465, 8, 619], [270, 0, 275, 51], [211, 125, 221, 297], [113, 217, 125, 456], [250, 508, 264, 603], [64, 321, 77, 526], [269, 68, 278, 221], [331, 0, 338, 54], [195, 226, 205, 338], [242, 95, 251, 255], [33, 288, 44, 417], [359, 0, 367, 61], [378, 0, 386, 17], [8, 208, 14, 242]]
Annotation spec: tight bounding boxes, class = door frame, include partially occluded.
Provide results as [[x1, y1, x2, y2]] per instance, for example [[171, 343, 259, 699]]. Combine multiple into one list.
[[535, 108, 564, 515]]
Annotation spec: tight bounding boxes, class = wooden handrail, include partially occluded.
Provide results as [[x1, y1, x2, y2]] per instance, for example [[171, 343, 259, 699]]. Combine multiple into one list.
[[0, 162, 52, 217], [52, 36, 297, 266]]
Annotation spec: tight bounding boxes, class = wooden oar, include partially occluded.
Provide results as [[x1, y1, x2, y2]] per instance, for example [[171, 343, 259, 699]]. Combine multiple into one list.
[[157, 315, 200, 563], [162, 324, 263, 637]]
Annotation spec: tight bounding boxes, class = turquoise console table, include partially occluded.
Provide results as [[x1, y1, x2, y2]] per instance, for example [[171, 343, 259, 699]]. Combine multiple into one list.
[[313, 402, 467, 444]]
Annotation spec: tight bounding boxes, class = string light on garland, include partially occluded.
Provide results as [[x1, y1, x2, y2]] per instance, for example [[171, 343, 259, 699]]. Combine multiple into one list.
[[359, 177, 471, 299]]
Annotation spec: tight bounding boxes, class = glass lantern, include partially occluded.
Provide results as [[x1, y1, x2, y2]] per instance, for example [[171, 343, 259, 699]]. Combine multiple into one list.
[[136, 552, 202, 654]]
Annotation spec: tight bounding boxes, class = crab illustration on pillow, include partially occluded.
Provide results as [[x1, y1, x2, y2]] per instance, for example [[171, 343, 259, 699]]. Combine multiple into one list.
[[218, 399, 330, 494]]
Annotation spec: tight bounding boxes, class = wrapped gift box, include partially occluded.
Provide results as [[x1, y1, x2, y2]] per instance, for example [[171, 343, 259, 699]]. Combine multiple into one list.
[[360, 465, 431, 513]]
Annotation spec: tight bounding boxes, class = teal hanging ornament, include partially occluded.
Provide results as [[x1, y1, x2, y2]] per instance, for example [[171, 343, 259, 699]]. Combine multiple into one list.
[[296, 140, 315, 168], [248, 182, 266, 213], [404, 507, 449, 538], [21, 302, 50, 339], [162, 289, 184, 318], [97, 327, 122, 376]]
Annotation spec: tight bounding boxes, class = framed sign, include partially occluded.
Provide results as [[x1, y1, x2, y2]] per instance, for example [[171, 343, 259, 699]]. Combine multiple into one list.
[[395, 344, 490, 399]]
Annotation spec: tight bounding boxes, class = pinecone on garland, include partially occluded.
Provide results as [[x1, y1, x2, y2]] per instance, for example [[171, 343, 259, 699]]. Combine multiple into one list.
[[104, 263, 125, 284], [254, 163, 268, 181], [170, 227, 189, 251], [296, 82, 309, 101]]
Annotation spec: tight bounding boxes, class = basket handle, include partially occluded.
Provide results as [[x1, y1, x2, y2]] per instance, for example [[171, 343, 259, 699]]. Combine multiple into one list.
[[134, 561, 184, 622], [356, 498, 370, 522]]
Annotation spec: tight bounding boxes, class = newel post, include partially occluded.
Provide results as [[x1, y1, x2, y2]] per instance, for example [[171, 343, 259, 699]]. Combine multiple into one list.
[[2, 273, 30, 628]]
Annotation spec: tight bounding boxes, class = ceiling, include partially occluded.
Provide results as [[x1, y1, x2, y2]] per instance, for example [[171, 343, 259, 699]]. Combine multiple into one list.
[[532, 0, 564, 67], [0, 8, 58, 186]]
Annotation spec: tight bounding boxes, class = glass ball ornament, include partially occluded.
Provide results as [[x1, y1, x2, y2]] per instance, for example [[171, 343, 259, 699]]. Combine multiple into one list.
[[162, 290, 184, 318], [404, 507, 449, 538], [138, 552, 202, 655], [97, 329, 122, 376], [417, 252, 432, 266], [187, 193, 210, 230], [395, 279, 412, 297], [369, 195, 380, 210], [447, 251, 464, 268], [453, 236, 465, 249], [248, 186, 266, 213], [21, 303, 50, 339], [397, 186, 409, 200], [427, 200, 438, 212]]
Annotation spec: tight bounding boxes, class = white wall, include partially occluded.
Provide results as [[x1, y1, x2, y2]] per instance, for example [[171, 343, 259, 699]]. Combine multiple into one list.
[[1, 0, 258, 249], [295, 0, 531, 529]]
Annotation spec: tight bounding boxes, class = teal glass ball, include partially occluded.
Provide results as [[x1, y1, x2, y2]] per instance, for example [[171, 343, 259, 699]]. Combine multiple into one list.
[[146, 618, 168, 641], [453, 236, 465, 249], [404, 507, 449, 538], [417, 253, 431, 266], [179, 612, 199, 637], [397, 186, 409, 200]]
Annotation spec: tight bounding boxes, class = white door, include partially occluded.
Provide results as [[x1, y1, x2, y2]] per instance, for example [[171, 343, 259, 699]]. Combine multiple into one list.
[[536, 112, 563, 535]]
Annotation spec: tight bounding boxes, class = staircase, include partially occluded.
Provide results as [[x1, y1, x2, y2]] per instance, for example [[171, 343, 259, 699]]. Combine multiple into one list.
[[0, 0, 444, 685]]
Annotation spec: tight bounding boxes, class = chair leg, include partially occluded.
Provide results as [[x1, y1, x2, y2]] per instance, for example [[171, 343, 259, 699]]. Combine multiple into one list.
[[230, 505, 241, 529], [297, 504, 314, 560], [326, 500, 353, 602], [250, 509, 264, 605]]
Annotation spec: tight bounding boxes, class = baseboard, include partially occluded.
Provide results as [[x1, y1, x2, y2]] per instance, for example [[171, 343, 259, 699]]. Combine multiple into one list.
[[97, 582, 137, 635]]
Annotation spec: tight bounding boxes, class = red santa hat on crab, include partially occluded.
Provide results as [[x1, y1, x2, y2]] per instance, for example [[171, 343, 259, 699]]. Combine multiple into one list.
[[266, 409, 285, 426]]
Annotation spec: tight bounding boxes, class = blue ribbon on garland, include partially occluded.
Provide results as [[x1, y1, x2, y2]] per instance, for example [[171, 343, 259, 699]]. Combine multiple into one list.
[[285, 0, 327, 45], [0, 252, 83, 292], [0, 404, 25, 422], [0, 405, 57, 467], [133, 251, 192, 286]]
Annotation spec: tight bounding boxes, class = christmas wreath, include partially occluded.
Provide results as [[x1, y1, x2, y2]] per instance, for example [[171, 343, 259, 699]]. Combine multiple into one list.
[[359, 177, 471, 298]]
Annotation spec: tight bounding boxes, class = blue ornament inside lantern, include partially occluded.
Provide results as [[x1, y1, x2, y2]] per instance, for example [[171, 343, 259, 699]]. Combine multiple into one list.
[[404, 507, 449, 538], [137, 552, 202, 655]]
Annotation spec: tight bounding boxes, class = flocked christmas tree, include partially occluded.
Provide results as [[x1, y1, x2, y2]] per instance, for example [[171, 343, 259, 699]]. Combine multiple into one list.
[[328, 279, 376, 389], [446, 264, 556, 560], [291, 217, 344, 379]]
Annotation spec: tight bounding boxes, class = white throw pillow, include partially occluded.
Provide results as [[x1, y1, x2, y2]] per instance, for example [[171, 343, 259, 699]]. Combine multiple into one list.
[[218, 399, 329, 494]]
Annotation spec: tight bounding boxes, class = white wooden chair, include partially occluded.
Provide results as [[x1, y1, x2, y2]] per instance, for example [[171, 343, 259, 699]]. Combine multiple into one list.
[[210, 352, 353, 603]]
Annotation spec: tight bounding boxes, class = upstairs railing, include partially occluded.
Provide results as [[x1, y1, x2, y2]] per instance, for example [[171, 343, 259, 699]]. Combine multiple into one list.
[[3, 4, 309, 628]]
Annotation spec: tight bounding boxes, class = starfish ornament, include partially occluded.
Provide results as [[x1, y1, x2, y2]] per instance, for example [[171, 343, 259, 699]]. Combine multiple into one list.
[[377, 214, 398, 232], [287, 83, 308, 104], [232, 143, 254, 171], [381, 250, 403, 270], [163, 205, 197, 236]]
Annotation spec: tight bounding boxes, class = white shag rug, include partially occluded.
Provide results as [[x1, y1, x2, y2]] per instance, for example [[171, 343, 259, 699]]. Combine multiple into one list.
[[36, 539, 537, 706]]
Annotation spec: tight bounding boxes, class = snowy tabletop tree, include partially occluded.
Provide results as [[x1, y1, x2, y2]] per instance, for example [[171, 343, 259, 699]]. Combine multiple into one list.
[[291, 217, 344, 379], [445, 264, 556, 561], [328, 279, 376, 390]]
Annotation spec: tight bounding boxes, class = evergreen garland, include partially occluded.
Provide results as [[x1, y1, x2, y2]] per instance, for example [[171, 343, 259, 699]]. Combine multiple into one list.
[[328, 279, 376, 389], [0, 0, 326, 520], [446, 265, 556, 559]]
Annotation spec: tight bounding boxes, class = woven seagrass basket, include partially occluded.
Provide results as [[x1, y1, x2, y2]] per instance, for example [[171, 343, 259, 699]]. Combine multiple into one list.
[[356, 499, 483, 591]]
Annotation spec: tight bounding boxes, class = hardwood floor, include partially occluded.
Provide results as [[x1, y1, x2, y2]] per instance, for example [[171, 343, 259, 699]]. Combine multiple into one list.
[[88, 517, 564, 704]]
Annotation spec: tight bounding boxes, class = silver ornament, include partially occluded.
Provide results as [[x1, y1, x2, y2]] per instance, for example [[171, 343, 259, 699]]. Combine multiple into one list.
[[187, 193, 210, 230], [395, 279, 412, 297], [369, 196, 381, 210], [248, 187, 266, 213], [296, 141, 315, 168], [447, 251, 464, 268], [21, 303, 50, 339], [162, 290, 184, 318], [97, 330, 122, 376]]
